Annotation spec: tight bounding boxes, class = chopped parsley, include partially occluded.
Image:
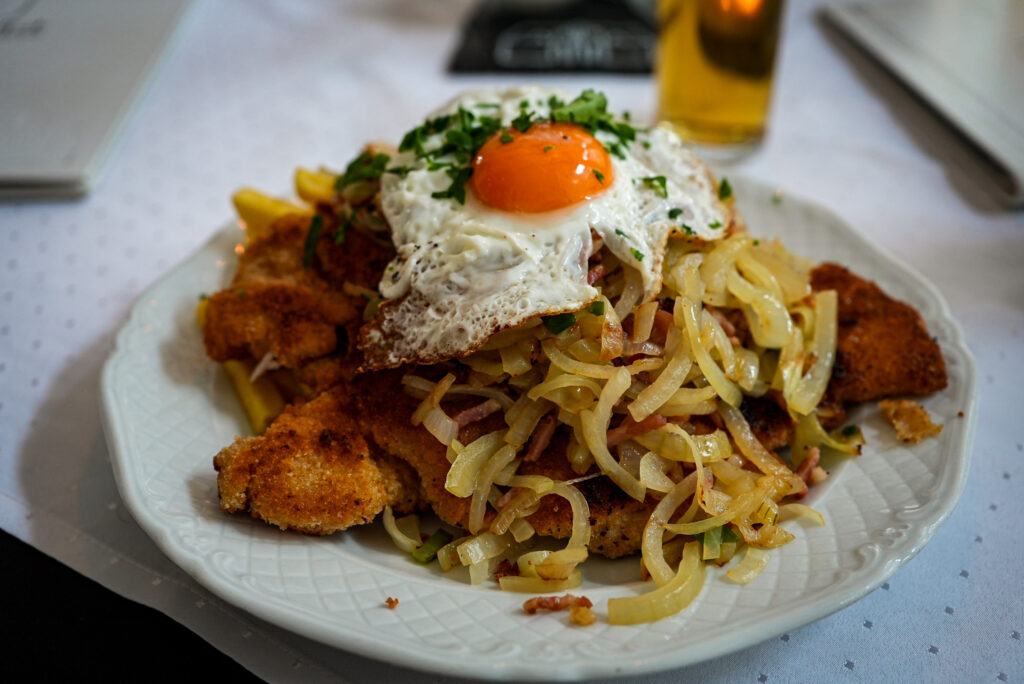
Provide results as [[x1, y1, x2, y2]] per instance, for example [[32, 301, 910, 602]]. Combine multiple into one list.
[[542, 312, 577, 334], [235, 289, 246, 297], [642, 140, 651, 149], [550, 89, 636, 153], [511, 109, 535, 133], [500, 129, 515, 144], [605, 142, 626, 160], [431, 166, 474, 204], [543, 145, 553, 152], [593, 169, 605, 184], [630, 247, 645, 261], [302, 214, 324, 268], [753, 239, 760, 246], [385, 165, 415, 177], [334, 211, 353, 245], [336, 152, 391, 190], [680, 223, 694, 236], [668, 208, 683, 219], [640, 175, 668, 198], [709, 220, 723, 229], [587, 300, 605, 316], [718, 177, 733, 200]]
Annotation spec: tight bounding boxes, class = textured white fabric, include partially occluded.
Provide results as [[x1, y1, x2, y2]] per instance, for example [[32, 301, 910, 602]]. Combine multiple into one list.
[[0, 0, 1021, 681]]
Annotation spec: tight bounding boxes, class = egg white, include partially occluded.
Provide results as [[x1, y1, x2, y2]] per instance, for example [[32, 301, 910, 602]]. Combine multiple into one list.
[[364, 86, 728, 368]]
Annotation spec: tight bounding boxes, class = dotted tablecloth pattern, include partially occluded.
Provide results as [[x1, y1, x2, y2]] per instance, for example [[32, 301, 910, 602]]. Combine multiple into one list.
[[1, 0, 1021, 682]]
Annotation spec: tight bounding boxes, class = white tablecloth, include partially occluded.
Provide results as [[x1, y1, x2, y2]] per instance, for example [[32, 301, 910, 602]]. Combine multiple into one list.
[[1, 1, 1021, 681]]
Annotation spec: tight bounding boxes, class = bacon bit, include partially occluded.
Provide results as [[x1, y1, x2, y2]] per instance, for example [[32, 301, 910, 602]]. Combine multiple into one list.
[[522, 594, 593, 615], [385, 597, 399, 609], [879, 399, 943, 443], [524, 415, 557, 462], [494, 559, 519, 580], [705, 304, 736, 337], [454, 398, 501, 427], [606, 414, 668, 447], [587, 263, 607, 285], [651, 309, 675, 343], [494, 486, 528, 509], [569, 605, 597, 626], [957, 410, 964, 418], [796, 447, 821, 484]]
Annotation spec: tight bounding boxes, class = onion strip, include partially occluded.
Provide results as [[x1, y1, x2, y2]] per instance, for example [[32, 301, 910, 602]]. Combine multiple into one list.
[[608, 541, 705, 625]]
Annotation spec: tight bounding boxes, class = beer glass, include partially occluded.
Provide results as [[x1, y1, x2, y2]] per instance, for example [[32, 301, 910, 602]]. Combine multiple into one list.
[[657, 0, 784, 154]]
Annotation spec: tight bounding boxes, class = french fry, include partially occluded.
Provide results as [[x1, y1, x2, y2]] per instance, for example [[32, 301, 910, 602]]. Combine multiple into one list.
[[221, 360, 285, 434], [197, 299, 285, 434], [231, 187, 311, 243], [294, 167, 337, 205]]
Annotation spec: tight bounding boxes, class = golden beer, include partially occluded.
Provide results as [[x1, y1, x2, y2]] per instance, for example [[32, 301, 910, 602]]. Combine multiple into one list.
[[657, 0, 784, 148]]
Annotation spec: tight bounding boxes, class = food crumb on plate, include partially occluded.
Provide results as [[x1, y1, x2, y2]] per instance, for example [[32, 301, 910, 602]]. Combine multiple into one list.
[[385, 597, 399, 609], [879, 399, 943, 443]]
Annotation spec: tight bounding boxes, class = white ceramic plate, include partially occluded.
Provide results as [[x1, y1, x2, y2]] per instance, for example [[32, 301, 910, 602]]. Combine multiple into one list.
[[100, 178, 977, 680]]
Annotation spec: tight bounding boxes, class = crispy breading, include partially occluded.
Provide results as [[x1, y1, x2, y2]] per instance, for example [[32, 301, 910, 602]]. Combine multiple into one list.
[[203, 281, 356, 367], [879, 399, 943, 443], [813, 262, 947, 403], [214, 387, 422, 534]]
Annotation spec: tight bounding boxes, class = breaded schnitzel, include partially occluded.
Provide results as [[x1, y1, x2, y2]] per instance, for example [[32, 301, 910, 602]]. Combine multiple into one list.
[[215, 385, 421, 533]]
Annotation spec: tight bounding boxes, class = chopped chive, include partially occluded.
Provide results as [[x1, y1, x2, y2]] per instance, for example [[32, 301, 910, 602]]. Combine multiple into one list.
[[587, 300, 605, 316], [642, 140, 651, 149], [630, 247, 645, 261], [500, 129, 514, 144], [709, 220, 722, 229], [668, 208, 683, 219], [543, 145, 553, 152], [718, 177, 733, 200], [680, 223, 694, 236], [385, 166, 415, 177], [411, 529, 453, 563], [542, 312, 577, 334], [302, 214, 323, 269], [753, 239, 760, 246], [593, 169, 605, 184]]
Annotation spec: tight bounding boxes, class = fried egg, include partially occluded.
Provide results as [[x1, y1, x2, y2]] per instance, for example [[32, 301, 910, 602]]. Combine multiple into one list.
[[362, 86, 730, 368]]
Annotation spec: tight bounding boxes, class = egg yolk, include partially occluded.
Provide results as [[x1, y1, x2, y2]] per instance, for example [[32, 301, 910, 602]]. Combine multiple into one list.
[[470, 122, 613, 213]]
